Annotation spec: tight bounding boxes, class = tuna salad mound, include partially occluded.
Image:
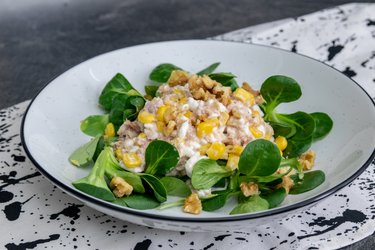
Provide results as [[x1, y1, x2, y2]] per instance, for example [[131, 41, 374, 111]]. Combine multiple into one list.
[[115, 71, 273, 175], [70, 63, 333, 215]]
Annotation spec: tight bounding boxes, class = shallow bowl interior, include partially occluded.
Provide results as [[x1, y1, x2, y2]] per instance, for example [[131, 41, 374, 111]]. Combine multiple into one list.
[[22, 40, 375, 224]]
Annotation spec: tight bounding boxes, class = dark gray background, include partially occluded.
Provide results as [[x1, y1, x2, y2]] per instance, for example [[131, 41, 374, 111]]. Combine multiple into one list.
[[0, 0, 374, 249]]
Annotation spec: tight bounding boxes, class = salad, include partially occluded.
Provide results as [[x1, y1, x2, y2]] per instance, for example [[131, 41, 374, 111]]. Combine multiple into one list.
[[69, 62, 333, 215]]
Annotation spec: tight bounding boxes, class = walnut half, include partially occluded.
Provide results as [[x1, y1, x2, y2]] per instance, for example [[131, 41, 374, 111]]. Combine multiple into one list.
[[240, 182, 260, 197], [110, 176, 133, 198], [183, 193, 202, 214], [299, 149, 316, 171]]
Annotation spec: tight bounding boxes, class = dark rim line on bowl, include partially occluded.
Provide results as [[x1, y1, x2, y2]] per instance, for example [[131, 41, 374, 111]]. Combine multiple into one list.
[[20, 39, 375, 223]]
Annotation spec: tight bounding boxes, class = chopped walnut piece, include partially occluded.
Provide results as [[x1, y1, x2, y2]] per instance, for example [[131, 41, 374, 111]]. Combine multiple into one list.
[[110, 176, 133, 198], [168, 70, 190, 87], [299, 149, 316, 170], [212, 85, 232, 105], [183, 193, 202, 214], [240, 182, 260, 197], [201, 75, 217, 89], [276, 176, 294, 194], [189, 75, 223, 102], [163, 106, 177, 123], [164, 120, 176, 136], [242, 82, 260, 96]]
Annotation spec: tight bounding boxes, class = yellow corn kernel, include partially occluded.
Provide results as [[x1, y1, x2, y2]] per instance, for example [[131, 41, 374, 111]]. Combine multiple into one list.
[[206, 142, 225, 160], [250, 126, 263, 138], [199, 143, 211, 155], [197, 121, 215, 138], [179, 97, 188, 104], [115, 148, 123, 159], [233, 87, 255, 105], [156, 121, 165, 132], [231, 145, 244, 156], [138, 133, 147, 139], [219, 112, 229, 125], [156, 105, 169, 121], [275, 136, 288, 151], [104, 123, 115, 138], [138, 111, 155, 124], [226, 154, 240, 171], [122, 153, 142, 168], [184, 111, 193, 119]]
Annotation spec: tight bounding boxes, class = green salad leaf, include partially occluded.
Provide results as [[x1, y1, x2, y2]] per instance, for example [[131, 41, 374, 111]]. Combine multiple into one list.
[[149, 63, 181, 83], [191, 159, 232, 190], [289, 170, 325, 194], [260, 188, 287, 209], [230, 195, 269, 215], [160, 176, 191, 197], [145, 140, 180, 176], [80, 115, 109, 137], [139, 174, 167, 203], [197, 62, 220, 76], [69, 135, 101, 167], [239, 139, 281, 176], [72, 147, 116, 201], [113, 194, 160, 210], [310, 112, 333, 140]]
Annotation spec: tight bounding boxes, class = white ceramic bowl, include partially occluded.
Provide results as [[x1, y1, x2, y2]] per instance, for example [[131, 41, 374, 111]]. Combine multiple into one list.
[[21, 40, 375, 232]]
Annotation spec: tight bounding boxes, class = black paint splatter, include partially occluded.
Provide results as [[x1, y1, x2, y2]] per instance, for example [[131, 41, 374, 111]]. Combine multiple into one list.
[[327, 41, 344, 61], [0, 171, 41, 190], [342, 67, 357, 78], [214, 234, 231, 241], [4, 234, 60, 250], [291, 40, 298, 53], [3, 196, 34, 221], [50, 204, 84, 220], [203, 243, 215, 250], [366, 19, 375, 26], [297, 209, 367, 239], [11, 154, 26, 162], [134, 239, 152, 250], [0, 190, 14, 203]]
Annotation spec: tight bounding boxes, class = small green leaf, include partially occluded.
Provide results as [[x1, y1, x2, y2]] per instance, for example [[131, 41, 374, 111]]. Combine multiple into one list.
[[283, 137, 313, 158], [197, 62, 220, 75], [145, 85, 159, 97], [208, 72, 238, 90], [113, 195, 160, 210], [230, 195, 269, 215], [310, 112, 333, 140], [149, 63, 181, 83], [260, 188, 287, 208], [289, 170, 325, 194], [202, 192, 230, 212], [80, 115, 109, 137], [277, 112, 315, 140], [69, 136, 101, 167], [239, 168, 291, 183], [239, 139, 281, 176], [260, 75, 302, 110], [99, 73, 143, 111], [191, 159, 232, 190], [140, 174, 167, 203], [160, 176, 191, 197], [72, 147, 116, 201], [145, 140, 180, 176]]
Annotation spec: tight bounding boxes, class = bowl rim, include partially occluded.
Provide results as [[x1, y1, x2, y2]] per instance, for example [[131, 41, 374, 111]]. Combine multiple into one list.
[[21, 39, 375, 223]]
